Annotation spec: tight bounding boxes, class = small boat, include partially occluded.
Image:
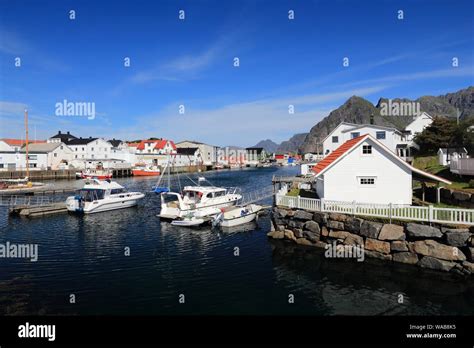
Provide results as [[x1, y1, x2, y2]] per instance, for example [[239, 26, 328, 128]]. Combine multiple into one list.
[[214, 164, 225, 170], [132, 165, 161, 176], [212, 204, 263, 228], [65, 179, 145, 214], [171, 217, 205, 226], [79, 169, 113, 180]]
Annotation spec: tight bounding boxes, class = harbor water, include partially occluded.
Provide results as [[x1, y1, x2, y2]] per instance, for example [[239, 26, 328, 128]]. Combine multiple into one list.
[[0, 166, 473, 315]]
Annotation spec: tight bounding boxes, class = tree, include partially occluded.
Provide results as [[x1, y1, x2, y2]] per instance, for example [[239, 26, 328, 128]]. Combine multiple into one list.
[[414, 117, 458, 155]]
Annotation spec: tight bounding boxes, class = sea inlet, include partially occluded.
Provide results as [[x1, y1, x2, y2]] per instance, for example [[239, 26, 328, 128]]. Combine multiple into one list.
[[0, 166, 473, 315]]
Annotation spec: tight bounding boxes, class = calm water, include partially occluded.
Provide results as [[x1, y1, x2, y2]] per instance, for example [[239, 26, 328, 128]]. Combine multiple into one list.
[[0, 166, 473, 316]]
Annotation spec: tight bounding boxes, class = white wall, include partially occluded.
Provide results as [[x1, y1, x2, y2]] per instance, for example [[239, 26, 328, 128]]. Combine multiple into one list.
[[323, 123, 356, 156], [69, 138, 113, 161], [321, 138, 412, 205], [176, 141, 218, 165], [405, 112, 432, 142]]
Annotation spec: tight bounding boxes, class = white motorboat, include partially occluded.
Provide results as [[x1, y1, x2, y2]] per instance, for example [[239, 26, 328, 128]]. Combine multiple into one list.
[[212, 204, 263, 228], [159, 184, 242, 220], [66, 179, 145, 214]]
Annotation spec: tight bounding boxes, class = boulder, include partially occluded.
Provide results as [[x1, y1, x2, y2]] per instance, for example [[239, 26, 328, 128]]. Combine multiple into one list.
[[313, 212, 328, 224], [440, 188, 452, 199], [303, 230, 320, 242], [296, 238, 313, 246], [378, 224, 406, 241], [452, 191, 471, 201], [344, 217, 363, 234], [286, 210, 295, 217], [294, 210, 313, 221], [276, 225, 285, 231], [328, 213, 348, 222], [462, 261, 474, 274], [413, 240, 466, 261], [391, 241, 409, 252], [365, 238, 390, 254], [393, 252, 419, 265], [417, 256, 455, 272], [469, 236, 474, 247], [327, 220, 344, 230], [293, 228, 304, 238], [314, 241, 328, 249], [284, 229, 296, 241], [444, 231, 471, 247], [360, 221, 382, 239], [275, 208, 288, 218], [321, 226, 329, 237], [406, 223, 442, 239], [466, 247, 474, 262], [288, 220, 304, 229], [365, 250, 392, 261], [303, 220, 320, 233], [328, 230, 351, 240], [343, 233, 364, 246], [267, 231, 285, 239]]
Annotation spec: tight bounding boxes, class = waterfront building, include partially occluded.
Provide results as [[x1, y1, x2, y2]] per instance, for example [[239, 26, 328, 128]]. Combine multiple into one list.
[[245, 147, 267, 166], [312, 134, 450, 205], [175, 147, 202, 166], [19, 142, 74, 170], [176, 140, 219, 167]]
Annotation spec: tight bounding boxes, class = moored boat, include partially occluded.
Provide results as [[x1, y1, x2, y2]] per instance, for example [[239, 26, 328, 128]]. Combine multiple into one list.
[[65, 179, 145, 214], [212, 204, 263, 228], [132, 165, 161, 176], [79, 169, 113, 180]]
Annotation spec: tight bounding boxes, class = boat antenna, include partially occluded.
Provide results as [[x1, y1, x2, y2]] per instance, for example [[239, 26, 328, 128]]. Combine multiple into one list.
[[24, 108, 29, 179]]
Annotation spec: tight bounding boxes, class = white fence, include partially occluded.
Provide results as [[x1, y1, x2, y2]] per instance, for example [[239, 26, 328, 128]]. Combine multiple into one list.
[[450, 157, 474, 176], [276, 194, 474, 225]]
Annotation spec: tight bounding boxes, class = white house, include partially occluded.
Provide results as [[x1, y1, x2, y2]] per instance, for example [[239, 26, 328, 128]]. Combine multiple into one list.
[[174, 147, 202, 166], [438, 147, 468, 166], [312, 134, 451, 205], [0, 140, 20, 171], [404, 112, 433, 143], [19, 142, 74, 170], [176, 140, 219, 167]]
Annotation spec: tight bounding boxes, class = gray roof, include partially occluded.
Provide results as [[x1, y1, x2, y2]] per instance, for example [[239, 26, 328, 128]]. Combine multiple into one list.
[[20, 143, 62, 153]]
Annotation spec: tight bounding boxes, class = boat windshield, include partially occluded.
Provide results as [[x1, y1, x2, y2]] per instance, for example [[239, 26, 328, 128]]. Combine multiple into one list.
[[79, 189, 105, 202]]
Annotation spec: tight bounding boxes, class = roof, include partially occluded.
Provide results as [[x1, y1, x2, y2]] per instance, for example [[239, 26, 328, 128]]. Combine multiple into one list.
[[313, 134, 452, 185], [176, 140, 219, 148], [341, 124, 402, 134], [108, 139, 123, 148], [82, 179, 124, 190], [275, 154, 285, 159], [1, 139, 46, 147], [67, 137, 98, 145], [176, 147, 199, 155], [20, 143, 62, 153], [136, 139, 177, 151], [438, 147, 468, 154], [49, 131, 77, 143], [321, 122, 360, 143], [246, 147, 265, 154]]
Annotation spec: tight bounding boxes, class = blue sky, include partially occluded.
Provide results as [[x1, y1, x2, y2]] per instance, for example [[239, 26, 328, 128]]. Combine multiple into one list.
[[0, 0, 473, 146]]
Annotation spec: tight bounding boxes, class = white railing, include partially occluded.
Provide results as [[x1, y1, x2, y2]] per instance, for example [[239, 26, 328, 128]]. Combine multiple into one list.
[[450, 157, 474, 176], [275, 194, 474, 225]]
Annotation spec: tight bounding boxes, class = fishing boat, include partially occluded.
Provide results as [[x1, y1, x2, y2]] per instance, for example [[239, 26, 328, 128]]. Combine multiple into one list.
[[212, 204, 263, 228], [169, 206, 221, 227], [65, 179, 145, 214], [132, 165, 161, 176], [78, 168, 113, 180]]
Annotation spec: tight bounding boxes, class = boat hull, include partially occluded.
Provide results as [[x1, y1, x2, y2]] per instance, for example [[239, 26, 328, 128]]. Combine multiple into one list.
[[81, 174, 112, 180], [66, 193, 145, 214], [132, 170, 161, 176]]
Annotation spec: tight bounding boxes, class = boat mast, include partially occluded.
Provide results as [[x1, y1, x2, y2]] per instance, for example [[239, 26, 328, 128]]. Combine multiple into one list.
[[24, 108, 29, 178]]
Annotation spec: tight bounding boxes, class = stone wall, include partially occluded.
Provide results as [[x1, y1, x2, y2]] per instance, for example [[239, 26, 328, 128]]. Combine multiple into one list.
[[269, 207, 474, 276]]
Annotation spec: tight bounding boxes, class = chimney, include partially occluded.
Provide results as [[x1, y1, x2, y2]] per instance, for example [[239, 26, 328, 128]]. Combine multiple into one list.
[[67, 131, 70, 135], [58, 131, 61, 134]]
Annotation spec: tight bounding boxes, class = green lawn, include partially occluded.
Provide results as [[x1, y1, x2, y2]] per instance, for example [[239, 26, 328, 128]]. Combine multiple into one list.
[[413, 156, 474, 192]]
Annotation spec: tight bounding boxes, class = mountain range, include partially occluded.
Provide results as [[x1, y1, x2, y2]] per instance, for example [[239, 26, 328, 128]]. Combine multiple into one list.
[[252, 86, 474, 154]]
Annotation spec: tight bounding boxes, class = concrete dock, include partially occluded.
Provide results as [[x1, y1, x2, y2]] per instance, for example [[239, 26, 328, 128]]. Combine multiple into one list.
[[9, 202, 68, 217]]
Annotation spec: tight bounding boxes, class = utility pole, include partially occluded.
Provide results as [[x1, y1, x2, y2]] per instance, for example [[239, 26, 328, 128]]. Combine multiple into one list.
[[24, 108, 29, 179]]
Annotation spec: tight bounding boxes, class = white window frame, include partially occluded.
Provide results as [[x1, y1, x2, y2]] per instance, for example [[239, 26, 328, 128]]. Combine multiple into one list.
[[358, 176, 377, 186]]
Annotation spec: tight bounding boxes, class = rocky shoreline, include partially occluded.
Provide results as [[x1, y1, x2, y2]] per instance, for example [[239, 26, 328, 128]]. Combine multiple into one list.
[[268, 207, 474, 276]]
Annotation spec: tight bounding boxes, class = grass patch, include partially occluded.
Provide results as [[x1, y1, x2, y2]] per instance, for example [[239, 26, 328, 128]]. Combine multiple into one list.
[[287, 188, 300, 196], [413, 155, 474, 193]]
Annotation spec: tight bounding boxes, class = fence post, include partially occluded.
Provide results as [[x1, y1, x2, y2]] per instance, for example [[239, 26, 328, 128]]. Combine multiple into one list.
[[428, 205, 433, 223], [297, 195, 301, 209], [320, 198, 325, 212], [352, 200, 356, 216], [389, 203, 392, 224]]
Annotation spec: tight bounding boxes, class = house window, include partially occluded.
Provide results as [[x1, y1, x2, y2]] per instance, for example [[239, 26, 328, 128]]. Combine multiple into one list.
[[376, 131, 386, 140], [351, 132, 360, 139], [0, 164, 3, 168], [60, 146, 63, 150], [75, 155, 78, 159], [332, 136, 338, 143], [54, 153, 57, 157], [82, 147, 85, 151], [91, 147, 94, 151], [359, 177, 376, 185], [362, 145, 372, 154]]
